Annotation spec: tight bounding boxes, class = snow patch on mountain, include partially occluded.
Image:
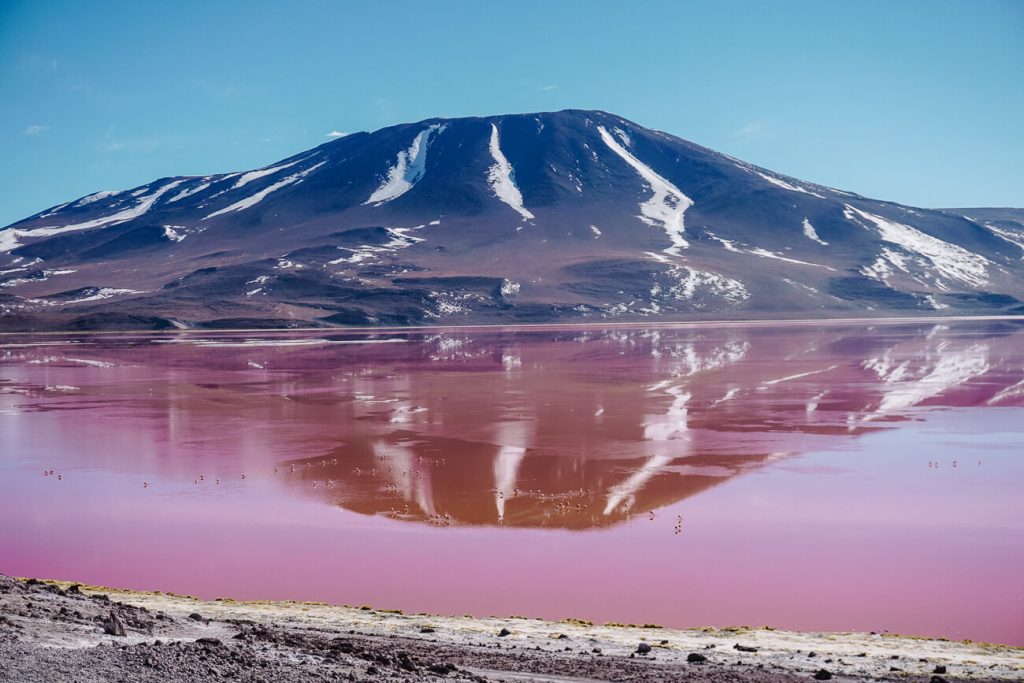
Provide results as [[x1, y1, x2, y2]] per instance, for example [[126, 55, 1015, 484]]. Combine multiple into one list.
[[599, 126, 692, 256], [784, 278, 827, 298], [63, 287, 142, 304], [234, 158, 307, 190], [747, 247, 836, 271], [162, 226, 186, 242], [705, 233, 742, 253], [366, 124, 445, 205], [487, 124, 534, 220], [1, 180, 185, 252], [981, 222, 1024, 257], [845, 205, 989, 288], [66, 181, 182, 229], [727, 156, 827, 199], [328, 226, 425, 266], [167, 181, 212, 203], [646, 251, 748, 305], [802, 218, 828, 245], [204, 161, 326, 219], [1, 268, 76, 288], [706, 232, 834, 270], [36, 203, 71, 219], [753, 170, 826, 199], [428, 293, 473, 317], [861, 247, 910, 284], [75, 190, 122, 207]]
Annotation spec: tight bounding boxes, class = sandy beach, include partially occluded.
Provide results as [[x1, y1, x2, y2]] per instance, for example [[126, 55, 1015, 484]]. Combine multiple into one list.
[[1, 575, 1020, 682]]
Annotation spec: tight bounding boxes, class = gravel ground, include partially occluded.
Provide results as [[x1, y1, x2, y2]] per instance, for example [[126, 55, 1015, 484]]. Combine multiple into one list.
[[0, 575, 1020, 682]]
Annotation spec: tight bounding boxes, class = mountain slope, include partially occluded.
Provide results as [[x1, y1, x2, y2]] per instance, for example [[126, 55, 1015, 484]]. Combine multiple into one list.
[[2, 110, 1023, 330]]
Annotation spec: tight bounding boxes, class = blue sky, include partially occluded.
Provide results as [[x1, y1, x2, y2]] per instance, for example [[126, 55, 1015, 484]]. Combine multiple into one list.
[[1, 0, 1022, 226]]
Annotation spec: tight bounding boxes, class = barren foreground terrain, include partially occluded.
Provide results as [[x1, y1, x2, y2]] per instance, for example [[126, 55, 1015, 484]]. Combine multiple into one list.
[[0, 575, 1020, 682]]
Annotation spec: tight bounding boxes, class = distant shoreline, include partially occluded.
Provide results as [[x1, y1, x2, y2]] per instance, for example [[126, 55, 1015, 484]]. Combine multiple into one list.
[[2, 575, 1021, 682], [2, 313, 1023, 337]]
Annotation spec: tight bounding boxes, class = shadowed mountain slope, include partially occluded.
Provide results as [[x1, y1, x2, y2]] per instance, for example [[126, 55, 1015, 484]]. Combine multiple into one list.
[[2, 110, 1023, 330]]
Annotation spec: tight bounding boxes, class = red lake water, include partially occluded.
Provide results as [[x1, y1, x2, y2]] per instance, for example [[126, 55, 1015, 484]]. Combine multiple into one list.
[[1, 320, 1022, 645]]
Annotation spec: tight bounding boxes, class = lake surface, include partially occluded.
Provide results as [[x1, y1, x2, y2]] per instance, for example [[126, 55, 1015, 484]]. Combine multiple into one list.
[[1, 320, 1022, 645]]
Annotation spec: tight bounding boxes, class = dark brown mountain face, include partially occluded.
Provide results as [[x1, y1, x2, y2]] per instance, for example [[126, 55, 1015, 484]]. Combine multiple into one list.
[[2, 110, 1022, 331]]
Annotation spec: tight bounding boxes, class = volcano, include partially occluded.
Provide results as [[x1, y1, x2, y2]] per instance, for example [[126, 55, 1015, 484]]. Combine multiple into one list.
[[2, 110, 1022, 330]]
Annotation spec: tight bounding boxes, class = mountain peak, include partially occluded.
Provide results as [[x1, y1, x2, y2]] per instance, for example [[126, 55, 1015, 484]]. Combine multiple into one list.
[[1, 110, 1022, 331]]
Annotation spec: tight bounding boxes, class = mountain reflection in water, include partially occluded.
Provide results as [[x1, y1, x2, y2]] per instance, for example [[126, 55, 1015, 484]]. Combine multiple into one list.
[[268, 322, 1021, 528], [1, 320, 1022, 644]]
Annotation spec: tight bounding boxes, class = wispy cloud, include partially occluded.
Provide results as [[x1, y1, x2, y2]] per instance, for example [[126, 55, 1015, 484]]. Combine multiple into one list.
[[97, 128, 184, 154], [540, 84, 559, 92], [325, 130, 348, 138], [732, 121, 767, 140], [23, 124, 48, 136]]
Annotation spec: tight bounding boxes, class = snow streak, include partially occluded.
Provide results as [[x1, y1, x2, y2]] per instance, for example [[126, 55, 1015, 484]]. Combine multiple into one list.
[[598, 126, 692, 256], [366, 124, 445, 205], [487, 124, 534, 220]]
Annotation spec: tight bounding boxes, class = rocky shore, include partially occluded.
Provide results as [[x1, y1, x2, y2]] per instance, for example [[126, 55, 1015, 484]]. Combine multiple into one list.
[[0, 575, 1020, 682]]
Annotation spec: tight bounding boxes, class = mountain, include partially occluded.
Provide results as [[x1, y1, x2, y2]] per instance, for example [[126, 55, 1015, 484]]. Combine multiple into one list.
[[2, 109, 1023, 331]]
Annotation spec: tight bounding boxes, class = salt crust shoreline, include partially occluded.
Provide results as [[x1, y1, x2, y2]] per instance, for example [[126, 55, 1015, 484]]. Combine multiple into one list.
[[0, 575, 1020, 682]]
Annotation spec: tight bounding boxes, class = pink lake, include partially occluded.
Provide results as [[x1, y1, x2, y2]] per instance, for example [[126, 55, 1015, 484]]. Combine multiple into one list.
[[1, 320, 1022, 645]]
